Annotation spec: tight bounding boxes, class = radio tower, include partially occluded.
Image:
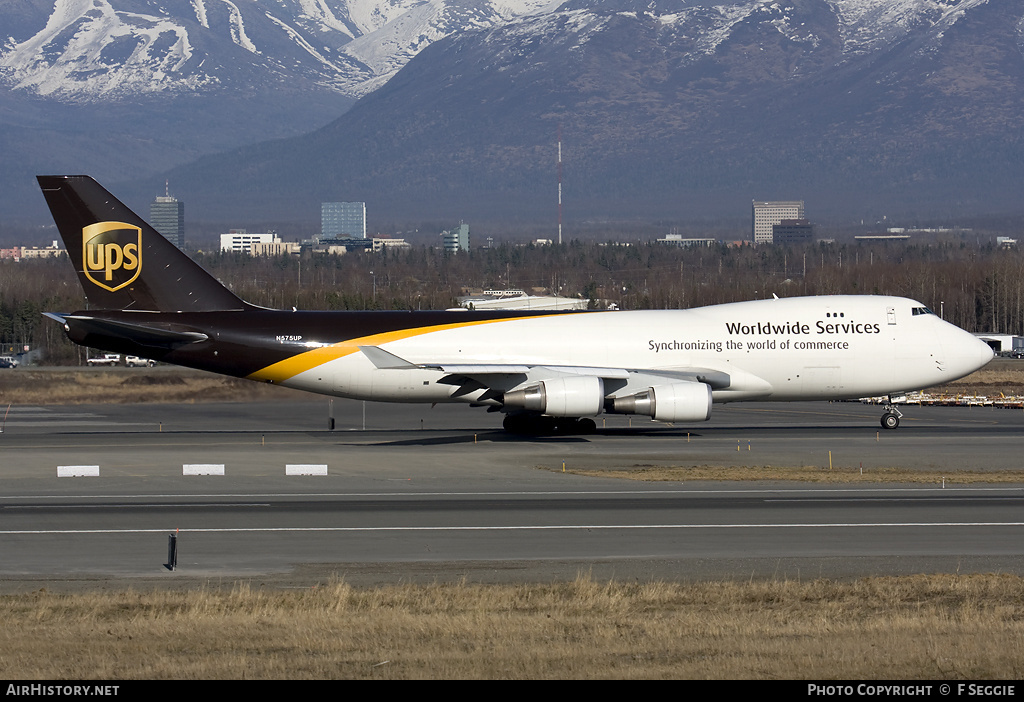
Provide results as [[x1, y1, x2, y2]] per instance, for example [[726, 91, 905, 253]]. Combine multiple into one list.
[[557, 125, 563, 245]]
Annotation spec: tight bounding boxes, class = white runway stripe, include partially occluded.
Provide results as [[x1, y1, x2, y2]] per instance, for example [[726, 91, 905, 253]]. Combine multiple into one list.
[[3, 521, 1024, 535]]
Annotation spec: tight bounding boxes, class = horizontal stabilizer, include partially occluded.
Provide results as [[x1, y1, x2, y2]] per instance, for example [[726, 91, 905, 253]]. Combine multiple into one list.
[[54, 314, 208, 348]]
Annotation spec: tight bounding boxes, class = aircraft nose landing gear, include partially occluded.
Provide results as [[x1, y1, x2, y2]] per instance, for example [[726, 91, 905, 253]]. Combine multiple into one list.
[[880, 397, 904, 430]]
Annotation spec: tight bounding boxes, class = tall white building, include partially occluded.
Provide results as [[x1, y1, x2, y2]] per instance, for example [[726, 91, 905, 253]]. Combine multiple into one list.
[[752, 201, 804, 244], [220, 230, 279, 253], [442, 223, 469, 253], [322, 202, 366, 239]]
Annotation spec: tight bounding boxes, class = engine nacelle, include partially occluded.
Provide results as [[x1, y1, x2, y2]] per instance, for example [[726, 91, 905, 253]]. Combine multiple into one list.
[[610, 382, 713, 423], [503, 376, 604, 417]]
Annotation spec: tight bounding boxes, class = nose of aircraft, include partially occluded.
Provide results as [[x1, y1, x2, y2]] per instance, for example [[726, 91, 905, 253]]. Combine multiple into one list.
[[949, 328, 995, 378], [934, 321, 994, 382], [975, 335, 996, 368]]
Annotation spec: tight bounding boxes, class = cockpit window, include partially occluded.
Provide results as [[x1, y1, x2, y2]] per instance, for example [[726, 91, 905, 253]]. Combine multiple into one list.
[[911, 307, 935, 316]]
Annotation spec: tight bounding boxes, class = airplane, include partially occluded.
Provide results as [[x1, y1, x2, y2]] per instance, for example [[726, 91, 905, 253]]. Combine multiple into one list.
[[37, 175, 994, 434]]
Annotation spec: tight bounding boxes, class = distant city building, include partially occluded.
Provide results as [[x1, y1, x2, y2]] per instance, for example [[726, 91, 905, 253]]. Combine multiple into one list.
[[250, 241, 301, 257], [752, 201, 804, 244], [460, 291, 587, 311], [372, 236, 411, 252], [2, 243, 66, 260], [657, 234, 717, 247], [307, 244, 349, 256], [150, 185, 185, 249], [855, 234, 910, 242], [442, 223, 470, 253], [220, 230, 279, 253], [887, 227, 965, 234], [482, 290, 527, 298], [317, 237, 373, 252], [772, 219, 814, 245], [322, 202, 366, 239]]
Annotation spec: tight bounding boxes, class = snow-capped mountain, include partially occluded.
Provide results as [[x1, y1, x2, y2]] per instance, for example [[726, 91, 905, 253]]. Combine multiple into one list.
[[0, 0, 563, 221], [2, 0, 1023, 226], [0, 0, 562, 102], [153, 0, 1024, 224]]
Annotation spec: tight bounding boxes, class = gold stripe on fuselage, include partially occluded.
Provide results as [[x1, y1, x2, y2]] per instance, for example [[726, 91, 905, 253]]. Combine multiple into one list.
[[246, 317, 523, 383]]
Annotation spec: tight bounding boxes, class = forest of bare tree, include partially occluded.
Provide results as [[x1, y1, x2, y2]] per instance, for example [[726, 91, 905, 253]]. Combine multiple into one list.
[[2, 238, 1022, 364]]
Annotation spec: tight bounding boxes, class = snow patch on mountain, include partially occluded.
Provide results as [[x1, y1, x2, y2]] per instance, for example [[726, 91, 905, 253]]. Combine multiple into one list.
[[0, 0, 209, 99], [192, 0, 209, 29], [1, 0, 567, 101], [334, 0, 561, 96], [265, 12, 343, 73], [0, 0, 995, 103], [221, 0, 259, 53], [825, 0, 990, 56], [296, 0, 355, 39]]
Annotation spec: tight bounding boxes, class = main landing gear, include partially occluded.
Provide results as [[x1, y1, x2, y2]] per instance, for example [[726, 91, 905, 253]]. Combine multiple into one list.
[[502, 414, 597, 435], [880, 399, 904, 430]]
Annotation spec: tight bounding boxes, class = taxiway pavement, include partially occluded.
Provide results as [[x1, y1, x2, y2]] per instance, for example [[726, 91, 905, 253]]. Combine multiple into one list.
[[1, 399, 1023, 590]]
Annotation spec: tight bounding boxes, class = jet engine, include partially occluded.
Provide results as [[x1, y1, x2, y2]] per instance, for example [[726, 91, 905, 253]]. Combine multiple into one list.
[[609, 382, 713, 422], [502, 376, 604, 417]]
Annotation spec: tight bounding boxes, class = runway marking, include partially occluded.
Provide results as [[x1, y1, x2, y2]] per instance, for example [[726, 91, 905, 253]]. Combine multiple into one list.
[[2, 486, 1024, 501], [3, 522, 1024, 535], [767, 497, 1024, 503], [2, 503, 271, 509]]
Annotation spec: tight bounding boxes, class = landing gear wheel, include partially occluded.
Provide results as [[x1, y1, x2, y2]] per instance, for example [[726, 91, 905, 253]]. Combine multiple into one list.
[[552, 417, 597, 435], [503, 415, 596, 435], [503, 414, 556, 435], [881, 412, 900, 430], [575, 418, 597, 434]]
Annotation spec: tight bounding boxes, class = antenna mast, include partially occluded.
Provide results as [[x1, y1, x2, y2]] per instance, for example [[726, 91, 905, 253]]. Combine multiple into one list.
[[557, 125, 563, 245]]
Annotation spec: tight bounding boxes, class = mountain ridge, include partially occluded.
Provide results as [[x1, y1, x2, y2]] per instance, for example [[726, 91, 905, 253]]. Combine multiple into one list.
[[3, 0, 1023, 228], [140, 0, 1024, 227]]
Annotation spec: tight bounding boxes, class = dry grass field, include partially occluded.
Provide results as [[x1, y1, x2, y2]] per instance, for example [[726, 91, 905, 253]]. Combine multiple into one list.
[[0, 367, 308, 405], [1, 574, 1023, 679], [553, 465, 1024, 484]]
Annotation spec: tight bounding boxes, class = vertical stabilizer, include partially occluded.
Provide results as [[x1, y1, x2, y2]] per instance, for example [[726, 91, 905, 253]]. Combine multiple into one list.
[[37, 175, 246, 312]]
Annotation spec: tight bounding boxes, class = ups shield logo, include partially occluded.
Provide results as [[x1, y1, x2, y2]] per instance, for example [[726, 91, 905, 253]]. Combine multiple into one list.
[[83, 222, 141, 292]]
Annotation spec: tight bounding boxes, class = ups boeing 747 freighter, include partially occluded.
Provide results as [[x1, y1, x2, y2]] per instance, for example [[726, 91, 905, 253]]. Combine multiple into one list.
[[38, 176, 994, 434]]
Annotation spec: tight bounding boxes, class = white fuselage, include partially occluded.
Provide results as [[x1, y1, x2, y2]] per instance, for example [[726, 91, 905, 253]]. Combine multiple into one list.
[[279, 295, 993, 410]]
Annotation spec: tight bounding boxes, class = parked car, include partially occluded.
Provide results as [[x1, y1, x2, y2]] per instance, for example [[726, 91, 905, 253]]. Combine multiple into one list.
[[125, 356, 156, 367], [0, 355, 18, 368], [86, 354, 121, 366]]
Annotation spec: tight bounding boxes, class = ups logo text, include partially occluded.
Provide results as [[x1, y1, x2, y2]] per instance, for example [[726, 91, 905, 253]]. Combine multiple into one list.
[[82, 221, 142, 292]]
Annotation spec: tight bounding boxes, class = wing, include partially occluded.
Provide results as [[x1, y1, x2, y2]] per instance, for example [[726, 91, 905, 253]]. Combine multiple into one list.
[[357, 345, 732, 409]]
